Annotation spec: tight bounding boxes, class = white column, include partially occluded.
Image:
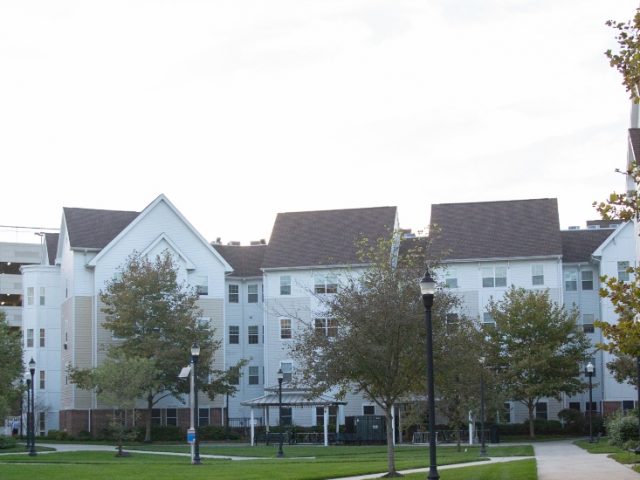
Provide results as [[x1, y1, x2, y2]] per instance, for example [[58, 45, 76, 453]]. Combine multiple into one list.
[[323, 406, 329, 447], [468, 410, 474, 445], [250, 409, 255, 446]]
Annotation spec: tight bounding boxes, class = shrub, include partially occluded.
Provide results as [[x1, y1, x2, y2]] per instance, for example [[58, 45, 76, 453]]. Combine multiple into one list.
[[45, 429, 71, 441], [199, 425, 241, 441], [134, 425, 183, 442], [77, 430, 92, 441], [0, 435, 17, 449], [607, 411, 639, 447]]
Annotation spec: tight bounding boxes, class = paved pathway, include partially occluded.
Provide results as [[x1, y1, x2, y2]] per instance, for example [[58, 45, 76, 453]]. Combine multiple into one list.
[[535, 440, 640, 480]]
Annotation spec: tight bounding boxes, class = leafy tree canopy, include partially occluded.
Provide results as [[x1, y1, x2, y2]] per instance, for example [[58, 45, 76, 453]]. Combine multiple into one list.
[[485, 287, 591, 438], [0, 311, 23, 419], [605, 8, 640, 103]]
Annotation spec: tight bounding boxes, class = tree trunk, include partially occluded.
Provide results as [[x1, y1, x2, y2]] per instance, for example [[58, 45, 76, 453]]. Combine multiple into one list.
[[145, 395, 153, 443], [383, 406, 399, 477], [528, 402, 535, 439]]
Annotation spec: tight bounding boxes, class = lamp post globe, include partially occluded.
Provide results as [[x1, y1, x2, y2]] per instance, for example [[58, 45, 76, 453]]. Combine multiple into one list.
[[586, 362, 594, 443], [191, 343, 201, 465], [277, 368, 285, 458], [420, 271, 439, 480], [28, 358, 36, 456]]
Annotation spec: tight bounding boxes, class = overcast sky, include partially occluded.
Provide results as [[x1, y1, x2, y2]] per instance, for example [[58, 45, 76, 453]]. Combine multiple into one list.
[[1, 1, 638, 244]]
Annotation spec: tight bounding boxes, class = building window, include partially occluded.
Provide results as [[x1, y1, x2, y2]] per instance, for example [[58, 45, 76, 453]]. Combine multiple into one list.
[[166, 408, 177, 426], [39, 412, 45, 435], [532, 265, 544, 286], [248, 366, 259, 385], [39, 287, 45, 306], [27, 287, 34, 306], [446, 313, 459, 327], [535, 402, 547, 420], [280, 407, 292, 426], [26, 329, 34, 348], [151, 409, 162, 425], [315, 406, 337, 426], [248, 284, 258, 303], [363, 405, 375, 415], [39, 370, 45, 390], [228, 284, 239, 303], [482, 313, 495, 326], [229, 371, 240, 385], [199, 408, 210, 427], [569, 402, 580, 411], [564, 270, 577, 291], [618, 261, 630, 281], [503, 403, 511, 423], [280, 276, 291, 296], [445, 269, 458, 288], [194, 275, 208, 296], [314, 273, 338, 294], [481, 266, 506, 288], [315, 318, 337, 337], [39, 328, 45, 348], [623, 400, 635, 412], [586, 402, 597, 412], [228, 325, 239, 344], [248, 325, 259, 344], [280, 362, 293, 383], [583, 314, 595, 334], [280, 319, 292, 340], [581, 270, 593, 290]]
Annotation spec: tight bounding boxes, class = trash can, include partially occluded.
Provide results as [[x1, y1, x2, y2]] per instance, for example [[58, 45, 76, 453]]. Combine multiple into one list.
[[490, 425, 500, 444]]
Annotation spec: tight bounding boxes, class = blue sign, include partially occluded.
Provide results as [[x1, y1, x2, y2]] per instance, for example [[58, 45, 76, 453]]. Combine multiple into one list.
[[187, 428, 196, 444]]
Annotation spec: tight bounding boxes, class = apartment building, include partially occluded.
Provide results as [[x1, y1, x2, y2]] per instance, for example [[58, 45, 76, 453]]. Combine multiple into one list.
[[0, 241, 42, 329]]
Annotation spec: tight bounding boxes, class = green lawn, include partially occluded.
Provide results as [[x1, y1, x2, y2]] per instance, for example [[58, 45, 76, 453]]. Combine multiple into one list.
[[0, 444, 535, 480], [573, 438, 623, 454], [0, 444, 56, 454], [403, 459, 537, 480]]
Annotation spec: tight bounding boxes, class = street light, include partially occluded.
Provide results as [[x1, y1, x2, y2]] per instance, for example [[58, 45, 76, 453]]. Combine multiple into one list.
[[28, 358, 36, 456], [586, 362, 594, 443], [24, 376, 31, 450], [277, 368, 285, 458], [191, 343, 201, 465], [420, 270, 439, 480], [479, 356, 487, 457]]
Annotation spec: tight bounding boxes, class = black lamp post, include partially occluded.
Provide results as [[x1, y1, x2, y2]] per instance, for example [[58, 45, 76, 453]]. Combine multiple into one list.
[[25, 377, 31, 450], [191, 343, 201, 465], [586, 361, 594, 443], [420, 271, 439, 480], [479, 356, 487, 457], [277, 368, 285, 458], [28, 358, 36, 456], [19, 378, 24, 439]]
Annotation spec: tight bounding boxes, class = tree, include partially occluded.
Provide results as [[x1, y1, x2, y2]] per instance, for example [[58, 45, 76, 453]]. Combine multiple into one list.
[[72, 352, 161, 455], [485, 287, 591, 438], [605, 7, 640, 103], [434, 317, 491, 451], [290, 238, 458, 477], [99, 251, 221, 442], [0, 311, 23, 419]]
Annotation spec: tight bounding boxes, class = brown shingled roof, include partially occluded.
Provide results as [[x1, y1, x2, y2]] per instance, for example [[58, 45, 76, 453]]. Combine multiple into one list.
[[212, 244, 267, 277], [429, 198, 562, 260], [262, 206, 397, 269], [561, 229, 614, 263], [63, 207, 139, 250]]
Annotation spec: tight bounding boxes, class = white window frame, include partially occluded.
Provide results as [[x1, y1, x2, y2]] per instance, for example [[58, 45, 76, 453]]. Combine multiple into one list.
[[531, 265, 544, 286], [228, 325, 240, 344], [482, 312, 495, 325], [39, 328, 45, 348], [618, 261, 630, 281], [280, 318, 292, 340], [39, 370, 45, 390], [581, 270, 593, 290], [27, 287, 34, 306], [248, 366, 260, 385], [314, 273, 338, 294], [481, 266, 506, 288], [280, 276, 291, 296], [280, 361, 293, 383], [564, 270, 577, 291], [39, 287, 45, 306], [445, 268, 458, 289], [228, 284, 239, 303], [247, 284, 258, 303], [248, 325, 259, 344], [26, 329, 34, 348], [314, 318, 337, 337]]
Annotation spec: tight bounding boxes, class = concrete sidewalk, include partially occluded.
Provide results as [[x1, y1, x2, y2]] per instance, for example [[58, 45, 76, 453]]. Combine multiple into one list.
[[535, 440, 640, 480]]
